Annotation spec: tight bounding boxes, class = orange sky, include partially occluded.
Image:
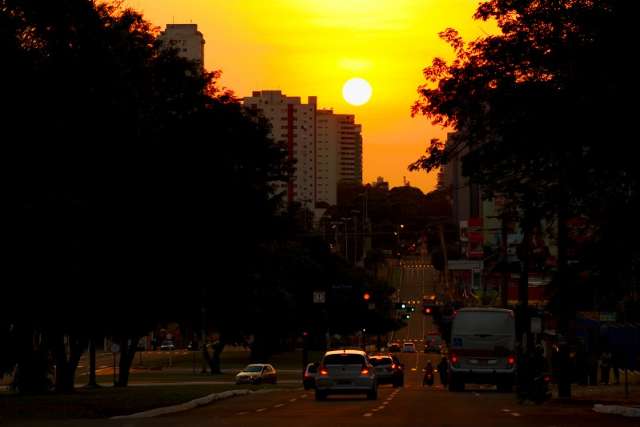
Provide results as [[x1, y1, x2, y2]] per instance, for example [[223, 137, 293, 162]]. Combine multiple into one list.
[[125, 0, 495, 192]]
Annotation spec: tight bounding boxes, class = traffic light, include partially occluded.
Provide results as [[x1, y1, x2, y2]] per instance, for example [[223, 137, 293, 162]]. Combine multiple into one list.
[[363, 292, 371, 301], [404, 314, 411, 320]]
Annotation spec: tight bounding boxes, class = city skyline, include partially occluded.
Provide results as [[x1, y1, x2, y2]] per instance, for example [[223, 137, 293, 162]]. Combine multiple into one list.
[[124, 0, 497, 192]]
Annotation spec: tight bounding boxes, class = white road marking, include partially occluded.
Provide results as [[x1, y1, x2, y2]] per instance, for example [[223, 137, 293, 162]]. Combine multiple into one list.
[[363, 413, 373, 417], [256, 408, 267, 413], [473, 392, 480, 397], [511, 412, 521, 417], [235, 412, 248, 416], [274, 404, 285, 408], [501, 409, 511, 412], [289, 398, 297, 402], [300, 394, 307, 398]]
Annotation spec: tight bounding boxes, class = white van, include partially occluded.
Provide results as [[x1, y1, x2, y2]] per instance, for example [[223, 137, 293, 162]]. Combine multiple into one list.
[[448, 308, 516, 392]]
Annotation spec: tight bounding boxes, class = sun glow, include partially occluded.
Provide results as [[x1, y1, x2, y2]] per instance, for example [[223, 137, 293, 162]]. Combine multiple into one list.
[[343, 78, 372, 106], [125, 0, 497, 191]]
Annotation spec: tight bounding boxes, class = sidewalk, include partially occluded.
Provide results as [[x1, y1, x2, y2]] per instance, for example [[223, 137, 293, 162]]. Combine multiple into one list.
[[550, 372, 640, 417]]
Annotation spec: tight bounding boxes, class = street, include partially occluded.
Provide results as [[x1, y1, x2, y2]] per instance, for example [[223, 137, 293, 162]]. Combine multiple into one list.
[[8, 258, 634, 427], [13, 352, 635, 427]]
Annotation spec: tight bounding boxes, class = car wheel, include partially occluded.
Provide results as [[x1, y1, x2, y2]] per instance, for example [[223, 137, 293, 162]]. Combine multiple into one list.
[[366, 388, 378, 400], [497, 381, 513, 393], [315, 390, 327, 401], [449, 375, 464, 392]]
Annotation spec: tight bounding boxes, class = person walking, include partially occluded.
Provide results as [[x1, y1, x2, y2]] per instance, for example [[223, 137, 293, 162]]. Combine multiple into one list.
[[599, 350, 612, 385], [612, 350, 621, 385], [437, 356, 449, 387]]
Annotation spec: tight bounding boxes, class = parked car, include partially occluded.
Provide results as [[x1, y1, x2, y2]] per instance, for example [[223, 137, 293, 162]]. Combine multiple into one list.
[[235, 363, 278, 385], [368, 354, 404, 387], [402, 342, 416, 353], [449, 307, 516, 392], [315, 349, 377, 400], [159, 340, 176, 351], [303, 362, 319, 390], [388, 342, 401, 352]]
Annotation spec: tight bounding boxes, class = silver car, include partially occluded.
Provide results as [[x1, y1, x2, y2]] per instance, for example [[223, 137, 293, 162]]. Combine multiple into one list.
[[235, 363, 277, 385], [315, 349, 377, 400]]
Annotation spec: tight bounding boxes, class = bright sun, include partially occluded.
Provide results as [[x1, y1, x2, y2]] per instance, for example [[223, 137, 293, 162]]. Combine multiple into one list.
[[343, 77, 372, 106]]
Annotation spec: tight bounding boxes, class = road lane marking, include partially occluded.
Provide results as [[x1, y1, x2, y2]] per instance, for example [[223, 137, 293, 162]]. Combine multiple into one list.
[[501, 409, 511, 412], [363, 413, 373, 417], [256, 408, 267, 413], [274, 404, 285, 408], [289, 398, 297, 402], [511, 412, 521, 417], [300, 394, 307, 398], [235, 412, 248, 416]]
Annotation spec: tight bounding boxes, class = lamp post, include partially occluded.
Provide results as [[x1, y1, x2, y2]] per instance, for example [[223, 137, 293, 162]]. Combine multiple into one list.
[[351, 210, 361, 264], [340, 217, 352, 262]]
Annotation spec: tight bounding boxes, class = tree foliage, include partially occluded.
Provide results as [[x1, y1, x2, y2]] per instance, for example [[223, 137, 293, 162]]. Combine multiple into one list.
[[410, 0, 638, 310], [1, 0, 287, 390]]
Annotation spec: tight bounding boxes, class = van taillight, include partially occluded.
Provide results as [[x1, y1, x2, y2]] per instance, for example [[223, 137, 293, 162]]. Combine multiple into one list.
[[507, 355, 516, 366], [319, 368, 329, 376], [360, 367, 370, 375], [450, 354, 459, 365]]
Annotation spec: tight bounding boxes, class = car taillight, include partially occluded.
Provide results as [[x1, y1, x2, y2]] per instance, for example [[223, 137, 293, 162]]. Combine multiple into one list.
[[391, 363, 397, 369], [319, 368, 329, 376], [450, 354, 459, 364], [544, 375, 551, 383], [360, 367, 370, 375], [507, 355, 516, 366]]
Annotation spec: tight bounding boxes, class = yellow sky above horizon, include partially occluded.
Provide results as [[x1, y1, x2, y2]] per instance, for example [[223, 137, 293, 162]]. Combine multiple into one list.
[[125, 0, 495, 192]]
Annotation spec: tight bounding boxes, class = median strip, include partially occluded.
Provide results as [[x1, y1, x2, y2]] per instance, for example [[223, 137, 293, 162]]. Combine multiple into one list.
[[110, 388, 282, 419]]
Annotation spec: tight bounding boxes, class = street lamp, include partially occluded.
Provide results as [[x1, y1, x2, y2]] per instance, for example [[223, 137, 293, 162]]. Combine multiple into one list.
[[340, 217, 352, 261]]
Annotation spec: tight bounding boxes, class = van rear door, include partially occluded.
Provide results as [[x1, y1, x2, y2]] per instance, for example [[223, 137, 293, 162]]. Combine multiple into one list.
[[451, 310, 515, 370]]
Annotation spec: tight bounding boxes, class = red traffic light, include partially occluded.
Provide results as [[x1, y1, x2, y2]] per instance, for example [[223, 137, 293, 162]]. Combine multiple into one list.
[[363, 292, 371, 301], [425, 307, 432, 314]]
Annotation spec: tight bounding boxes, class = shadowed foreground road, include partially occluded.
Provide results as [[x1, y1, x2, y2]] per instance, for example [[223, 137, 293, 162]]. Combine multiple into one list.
[[12, 353, 637, 427]]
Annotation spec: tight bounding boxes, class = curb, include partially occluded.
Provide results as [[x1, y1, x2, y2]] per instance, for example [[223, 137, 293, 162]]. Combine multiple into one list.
[[110, 388, 284, 419], [593, 404, 640, 418]]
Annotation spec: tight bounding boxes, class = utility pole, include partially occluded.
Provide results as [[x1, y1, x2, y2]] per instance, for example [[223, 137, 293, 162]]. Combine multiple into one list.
[[438, 224, 449, 293], [501, 215, 510, 308]]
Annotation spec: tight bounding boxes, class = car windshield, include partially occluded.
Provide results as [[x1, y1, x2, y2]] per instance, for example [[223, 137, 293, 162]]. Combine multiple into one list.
[[369, 357, 392, 366], [323, 354, 365, 365], [307, 364, 317, 373], [243, 365, 264, 372]]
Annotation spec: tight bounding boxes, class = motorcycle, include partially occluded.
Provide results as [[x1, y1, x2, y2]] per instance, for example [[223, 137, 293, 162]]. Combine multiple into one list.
[[423, 369, 435, 386]]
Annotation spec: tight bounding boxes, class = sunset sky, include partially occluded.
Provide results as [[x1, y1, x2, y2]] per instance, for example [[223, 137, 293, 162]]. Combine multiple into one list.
[[124, 0, 496, 192]]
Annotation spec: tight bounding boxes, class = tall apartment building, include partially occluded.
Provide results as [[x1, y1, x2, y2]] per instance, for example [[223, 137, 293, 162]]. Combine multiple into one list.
[[158, 24, 205, 67], [335, 114, 363, 185], [316, 110, 339, 206], [243, 91, 317, 210], [243, 91, 363, 211]]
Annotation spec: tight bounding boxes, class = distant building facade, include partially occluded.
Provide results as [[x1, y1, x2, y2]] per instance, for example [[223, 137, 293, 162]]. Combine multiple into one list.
[[243, 91, 317, 210], [158, 24, 205, 67], [243, 91, 363, 212]]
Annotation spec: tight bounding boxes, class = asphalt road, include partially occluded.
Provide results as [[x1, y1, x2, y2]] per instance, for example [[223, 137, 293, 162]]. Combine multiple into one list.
[[84, 353, 634, 427]]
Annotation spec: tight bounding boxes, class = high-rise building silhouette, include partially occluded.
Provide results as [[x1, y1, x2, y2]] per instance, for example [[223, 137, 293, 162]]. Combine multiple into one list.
[[243, 91, 363, 211], [158, 24, 205, 67]]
